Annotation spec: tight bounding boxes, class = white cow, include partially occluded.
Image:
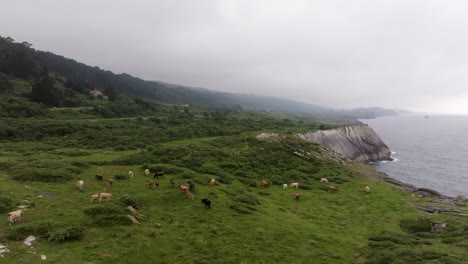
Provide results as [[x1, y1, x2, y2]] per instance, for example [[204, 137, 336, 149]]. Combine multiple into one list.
[[128, 170, 134, 180], [77, 180, 84, 191], [8, 209, 24, 225], [283, 183, 288, 189], [365, 186, 371, 193], [290, 182, 299, 188], [99, 193, 112, 203], [145, 169, 150, 177]]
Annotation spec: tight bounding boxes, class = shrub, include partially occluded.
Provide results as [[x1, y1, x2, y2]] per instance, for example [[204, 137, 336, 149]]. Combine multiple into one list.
[[229, 203, 257, 214], [0, 197, 13, 213], [422, 251, 449, 260], [47, 226, 84, 242], [400, 217, 432, 233], [144, 164, 184, 174], [179, 171, 196, 179], [114, 174, 126, 180], [93, 215, 132, 226], [119, 194, 142, 209], [7, 222, 54, 241], [232, 193, 262, 206], [84, 206, 127, 216]]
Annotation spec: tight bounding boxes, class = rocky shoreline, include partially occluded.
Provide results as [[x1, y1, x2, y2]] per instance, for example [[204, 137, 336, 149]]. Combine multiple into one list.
[[374, 170, 468, 216]]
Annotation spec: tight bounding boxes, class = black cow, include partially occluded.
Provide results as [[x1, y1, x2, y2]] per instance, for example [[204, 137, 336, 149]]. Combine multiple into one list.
[[153, 171, 165, 179], [95, 175, 103, 181], [187, 181, 195, 192], [201, 198, 211, 209]]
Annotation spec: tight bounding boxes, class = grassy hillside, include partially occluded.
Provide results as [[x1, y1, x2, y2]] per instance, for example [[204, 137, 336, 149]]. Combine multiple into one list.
[[0, 115, 466, 263]]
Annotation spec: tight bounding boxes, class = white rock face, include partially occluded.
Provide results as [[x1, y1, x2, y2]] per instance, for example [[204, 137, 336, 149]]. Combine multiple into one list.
[[23, 236, 36, 247], [297, 125, 392, 162]]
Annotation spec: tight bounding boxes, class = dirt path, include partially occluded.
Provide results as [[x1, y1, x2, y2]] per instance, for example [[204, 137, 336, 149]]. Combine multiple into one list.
[[24, 191, 80, 222]]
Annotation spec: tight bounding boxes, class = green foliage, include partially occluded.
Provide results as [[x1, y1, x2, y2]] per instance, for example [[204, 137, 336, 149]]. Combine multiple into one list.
[[119, 194, 143, 209], [114, 174, 126, 180], [84, 206, 127, 216], [0, 197, 12, 213], [400, 217, 432, 233], [232, 193, 263, 206], [47, 226, 84, 242]]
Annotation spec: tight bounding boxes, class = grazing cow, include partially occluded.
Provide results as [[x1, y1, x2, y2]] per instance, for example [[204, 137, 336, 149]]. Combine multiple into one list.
[[149, 181, 159, 189], [320, 178, 329, 184], [77, 180, 84, 191], [8, 209, 24, 225], [208, 178, 216, 186], [283, 183, 288, 189], [169, 179, 175, 188], [145, 169, 150, 177], [365, 186, 371, 193], [95, 174, 103, 181], [179, 185, 189, 192], [201, 198, 211, 209], [104, 185, 112, 192], [290, 182, 299, 188], [128, 171, 134, 180], [153, 171, 165, 179], [90, 194, 100, 204], [187, 191, 195, 200], [261, 180, 271, 188], [328, 186, 339, 192], [99, 193, 112, 203], [291, 192, 301, 200], [187, 181, 195, 192], [107, 179, 114, 186]]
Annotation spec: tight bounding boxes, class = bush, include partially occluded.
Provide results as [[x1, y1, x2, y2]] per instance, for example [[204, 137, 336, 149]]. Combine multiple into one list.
[[229, 203, 257, 214], [0, 197, 13, 213], [47, 226, 84, 242], [114, 174, 126, 180], [119, 194, 142, 209], [93, 215, 133, 226], [84, 206, 127, 216], [232, 193, 262, 206], [144, 164, 184, 174], [400, 217, 432, 233], [179, 171, 196, 179]]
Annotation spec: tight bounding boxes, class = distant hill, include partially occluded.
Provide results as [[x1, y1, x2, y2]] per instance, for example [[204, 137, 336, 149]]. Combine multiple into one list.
[[0, 35, 405, 119]]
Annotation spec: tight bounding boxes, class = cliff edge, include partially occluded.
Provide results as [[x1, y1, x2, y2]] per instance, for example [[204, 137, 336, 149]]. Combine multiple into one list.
[[297, 125, 392, 162]]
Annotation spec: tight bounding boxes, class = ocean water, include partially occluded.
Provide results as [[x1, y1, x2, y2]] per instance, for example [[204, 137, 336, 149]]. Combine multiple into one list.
[[361, 115, 468, 197]]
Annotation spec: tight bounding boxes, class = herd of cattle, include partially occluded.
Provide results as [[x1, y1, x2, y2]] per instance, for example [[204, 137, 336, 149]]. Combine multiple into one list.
[[7, 169, 372, 225]]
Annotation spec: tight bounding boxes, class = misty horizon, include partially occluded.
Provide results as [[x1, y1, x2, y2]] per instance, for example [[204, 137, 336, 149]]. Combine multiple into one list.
[[2, 0, 468, 114]]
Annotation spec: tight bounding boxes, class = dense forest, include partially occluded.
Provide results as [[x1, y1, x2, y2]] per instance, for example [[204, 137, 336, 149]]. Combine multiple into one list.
[[0, 35, 399, 120]]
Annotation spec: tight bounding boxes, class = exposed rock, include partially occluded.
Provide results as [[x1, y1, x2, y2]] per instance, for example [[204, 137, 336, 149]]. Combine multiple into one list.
[[256, 133, 279, 139], [23, 236, 36, 247], [431, 222, 447, 233], [297, 125, 392, 162], [0, 244, 9, 257]]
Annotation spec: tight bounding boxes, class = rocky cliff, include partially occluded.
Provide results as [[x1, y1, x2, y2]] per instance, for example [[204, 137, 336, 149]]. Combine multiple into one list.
[[297, 125, 392, 162]]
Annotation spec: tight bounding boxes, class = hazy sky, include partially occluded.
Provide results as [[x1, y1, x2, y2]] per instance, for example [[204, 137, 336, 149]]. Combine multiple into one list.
[[2, 0, 468, 114]]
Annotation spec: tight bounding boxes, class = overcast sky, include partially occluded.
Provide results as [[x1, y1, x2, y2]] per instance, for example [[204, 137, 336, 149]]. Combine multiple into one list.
[[2, 0, 468, 114]]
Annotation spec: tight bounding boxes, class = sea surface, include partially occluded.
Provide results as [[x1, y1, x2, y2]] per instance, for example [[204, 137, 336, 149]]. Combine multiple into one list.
[[361, 115, 468, 197]]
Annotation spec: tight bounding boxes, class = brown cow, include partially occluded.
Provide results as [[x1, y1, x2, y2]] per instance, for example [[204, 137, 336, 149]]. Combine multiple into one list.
[[291, 192, 301, 200], [149, 181, 159, 189], [328, 186, 339, 192], [178, 185, 189, 192], [261, 180, 272, 188], [169, 179, 175, 188]]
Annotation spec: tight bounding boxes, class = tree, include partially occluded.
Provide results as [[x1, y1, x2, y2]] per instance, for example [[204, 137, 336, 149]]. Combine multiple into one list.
[[31, 69, 61, 106], [0, 73, 13, 93], [104, 85, 117, 101]]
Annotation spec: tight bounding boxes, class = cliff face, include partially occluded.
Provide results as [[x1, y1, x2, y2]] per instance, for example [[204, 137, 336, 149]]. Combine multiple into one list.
[[297, 125, 392, 162]]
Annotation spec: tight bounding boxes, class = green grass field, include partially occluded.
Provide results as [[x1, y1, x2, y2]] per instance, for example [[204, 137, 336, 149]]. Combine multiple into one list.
[[0, 134, 466, 264]]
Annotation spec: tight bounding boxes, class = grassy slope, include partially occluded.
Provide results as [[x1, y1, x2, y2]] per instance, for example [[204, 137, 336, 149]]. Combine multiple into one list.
[[0, 134, 466, 264]]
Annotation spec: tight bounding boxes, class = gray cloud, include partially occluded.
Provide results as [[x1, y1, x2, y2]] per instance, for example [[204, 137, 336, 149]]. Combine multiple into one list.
[[2, 0, 468, 114]]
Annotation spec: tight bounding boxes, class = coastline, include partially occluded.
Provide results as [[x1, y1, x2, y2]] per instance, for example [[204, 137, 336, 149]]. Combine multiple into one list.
[[373, 169, 468, 216]]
